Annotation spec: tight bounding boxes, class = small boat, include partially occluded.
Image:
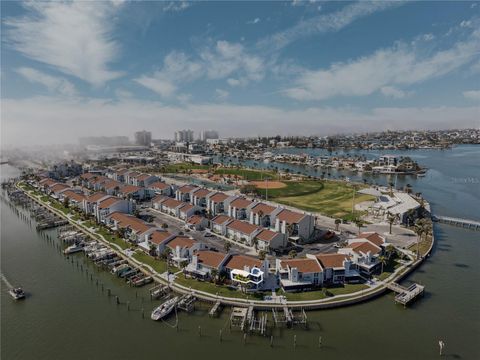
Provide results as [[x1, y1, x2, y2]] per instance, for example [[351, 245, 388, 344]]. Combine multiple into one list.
[[64, 242, 85, 254], [9, 287, 26, 300], [151, 297, 178, 321]]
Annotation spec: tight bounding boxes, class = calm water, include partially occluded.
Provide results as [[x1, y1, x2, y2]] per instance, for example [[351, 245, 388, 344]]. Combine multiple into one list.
[[1, 145, 479, 360]]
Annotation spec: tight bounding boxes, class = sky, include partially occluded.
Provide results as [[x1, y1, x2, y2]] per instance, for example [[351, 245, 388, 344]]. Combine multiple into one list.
[[1, 0, 480, 147]]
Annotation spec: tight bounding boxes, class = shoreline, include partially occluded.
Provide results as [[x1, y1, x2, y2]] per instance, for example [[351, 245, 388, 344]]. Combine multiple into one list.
[[15, 181, 435, 311]]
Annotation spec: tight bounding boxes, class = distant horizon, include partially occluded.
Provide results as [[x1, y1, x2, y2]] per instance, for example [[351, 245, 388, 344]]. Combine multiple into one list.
[[2, 1, 479, 147]]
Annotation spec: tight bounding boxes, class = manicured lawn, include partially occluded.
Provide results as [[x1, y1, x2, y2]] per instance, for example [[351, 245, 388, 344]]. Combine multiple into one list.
[[215, 168, 276, 180], [327, 283, 369, 296], [161, 163, 213, 173], [408, 236, 433, 257], [50, 201, 72, 215], [282, 290, 328, 301], [175, 276, 254, 299], [132, 252, 181, 273], [270, 180, 373, 218], [96, 228, 130, 250]]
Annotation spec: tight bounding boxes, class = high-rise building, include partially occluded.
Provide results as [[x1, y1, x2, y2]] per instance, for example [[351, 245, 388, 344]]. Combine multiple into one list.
[[134, 130, 152, 146], [200, 130, 219, 141], [174, 129, 194, 142]]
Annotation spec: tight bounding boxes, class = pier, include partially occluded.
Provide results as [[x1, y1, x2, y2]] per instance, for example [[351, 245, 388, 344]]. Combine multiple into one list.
[[230, 307, 249, 331], [433, 215, 480, 231], [209, 300, 221, 317], [387, 282, 425, 306], [177, 294, 196, 312]]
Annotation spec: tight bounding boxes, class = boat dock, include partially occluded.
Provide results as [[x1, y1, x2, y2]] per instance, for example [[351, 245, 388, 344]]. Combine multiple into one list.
[[177, 294, 196, 312], [433, 215, 480, 231], [272, 306, 307, 328], [209, 300, 221, 317], [149, 284, 170, 300], [387, 282, 425, 306], [230, 307, 249, 331]]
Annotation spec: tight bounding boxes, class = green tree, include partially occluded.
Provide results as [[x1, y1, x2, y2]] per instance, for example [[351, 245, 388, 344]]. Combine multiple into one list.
[[386, 212, 399, 234], [258, 250, 267, 260], [288, 250, 297, 259], [354, 219, 365, 235], [224, 241, 232, 253], [334, 218, 341, 231]]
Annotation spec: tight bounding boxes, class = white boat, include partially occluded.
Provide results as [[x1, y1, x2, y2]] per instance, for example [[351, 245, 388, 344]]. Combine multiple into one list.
[[9, 287, 26, 300], [64, 242, 84, 254], [151, 297, 178, 321]]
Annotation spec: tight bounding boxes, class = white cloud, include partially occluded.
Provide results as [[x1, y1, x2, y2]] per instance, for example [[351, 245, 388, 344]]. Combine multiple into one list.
[[5, 2, 123, 86], [215, 89, 229, 100], [463, 90, 480, 101], [380, 86, 407, 99], [247, 17, 261, 25], [16, 67, 77, 97], [163, 1, 190, 12], [114, 88, 134, 99], [2, 96, 479, 147], [286, 28, 480, 101], [135, 51, 203, 98], [259, 1, 401, 52]]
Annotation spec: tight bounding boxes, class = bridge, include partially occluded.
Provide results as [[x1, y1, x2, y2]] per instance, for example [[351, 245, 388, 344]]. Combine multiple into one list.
[[433, 215, 480, 231]]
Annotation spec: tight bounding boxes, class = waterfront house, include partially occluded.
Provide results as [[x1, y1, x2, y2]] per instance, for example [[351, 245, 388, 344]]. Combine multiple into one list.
[[105, 212, 155, 243], [211, 214, 234, 236], [151, 195, 168, 210], [111, 168, 129, 183], [228, 197, 253, 220], [254, 229, 287, 252], [49, 183, 71, 197], [82, 192, 109, 214], [205, 192, 230, 216], [307, 253, 358, 285], [248, 202, 279, 227], [95, 196, 132, 223], [131, 173, 158, 187], [148, 181, 173, 196], [143, 229, 175, 255], [191, 188, 213, 207], [175, 185, 199, 202], [89, 176, 109, 191], [357, 232, 386, 248], [276, 258, 323, 291], [273, 209, 315, 242], [161, 236, 204, 267], [79, 172, 98, 187], [186, 250, 229, 280], [338, 241, 382, 276], [59, 190, 85, 208], [186, 215, 208, 230], [225, 255, 272, 292], [225, 220, 261, 246], [160, 198, 186, 217], [125, 171, 141, 185]]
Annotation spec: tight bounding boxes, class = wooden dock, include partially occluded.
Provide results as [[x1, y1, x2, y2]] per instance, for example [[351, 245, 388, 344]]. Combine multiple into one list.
[[209, 301, 221, 317], [230, 307, 248, 331], [387, 282, 425, 306], [433, 215, 480, 231]]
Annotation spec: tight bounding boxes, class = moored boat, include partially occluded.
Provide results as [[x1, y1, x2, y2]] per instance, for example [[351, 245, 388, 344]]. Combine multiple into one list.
[[151, 297, 178, 321]]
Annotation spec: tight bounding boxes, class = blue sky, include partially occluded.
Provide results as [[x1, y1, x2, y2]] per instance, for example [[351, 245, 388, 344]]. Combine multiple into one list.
[[1, 1, 479, 146]]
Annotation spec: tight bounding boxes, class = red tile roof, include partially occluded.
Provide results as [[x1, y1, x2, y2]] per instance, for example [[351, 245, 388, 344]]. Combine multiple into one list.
[[255, 229, 279, 242], [149, 181, 169, 190], [193, 188, 211, 198], [358, 232, 385, 247], [277, 209, 305, 223], [108, 212, 153, 234], [136, 173, 152, 181], [98, 197, 122, 209], [177, 185, 198, 193], [86, 192, 107, 202], [230, 197, 253, 209], [211, 215, 234, 225], [180, 203, 194, 212], [196, 250, 228, 268], [51, 184, 70, 193], [315, 254, 349, 268], [119, 185, 142, 194], [187, 215, 205, 225], [250, 203, 276, 215], [104, 180, 122, 190], [281, 258, 322, 273], [152, 195, 168, 204], [80, 172, 97, 180], [162, 198, 184, 208], [149, 230, 173, 245], [347, 242, 382, 255], [225, 255, 261, 271], [209, 192, 229, 202], [226, 220, 259, 235], [167, 236, 196, 249], [62, 190, 85, 202]]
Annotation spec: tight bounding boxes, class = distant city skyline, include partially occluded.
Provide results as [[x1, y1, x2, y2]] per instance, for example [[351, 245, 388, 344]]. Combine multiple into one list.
[[1, 1, 479, 147]]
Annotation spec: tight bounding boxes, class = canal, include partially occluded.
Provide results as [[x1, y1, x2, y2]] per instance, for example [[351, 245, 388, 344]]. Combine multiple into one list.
[[1, 145, 479, 359]]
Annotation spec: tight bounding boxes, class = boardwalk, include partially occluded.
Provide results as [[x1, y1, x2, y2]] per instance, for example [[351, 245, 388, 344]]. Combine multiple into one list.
[[387, 282, 425, 306], [433, 215, 480, 231]]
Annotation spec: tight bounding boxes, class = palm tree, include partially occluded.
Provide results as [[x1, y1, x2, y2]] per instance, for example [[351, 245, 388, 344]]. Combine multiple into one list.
[[378, 255, 387, 274], [334, 218, 341, 231], [386, 212, 399, 234], [414, 219, 427, 259], [252, 238, 259, 250], [288, 250, 297, 259], [210, 268, 219, 284], [224, 241, 232, 253], [354, 219, 365, 235], [258, 250, 266, 260]]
